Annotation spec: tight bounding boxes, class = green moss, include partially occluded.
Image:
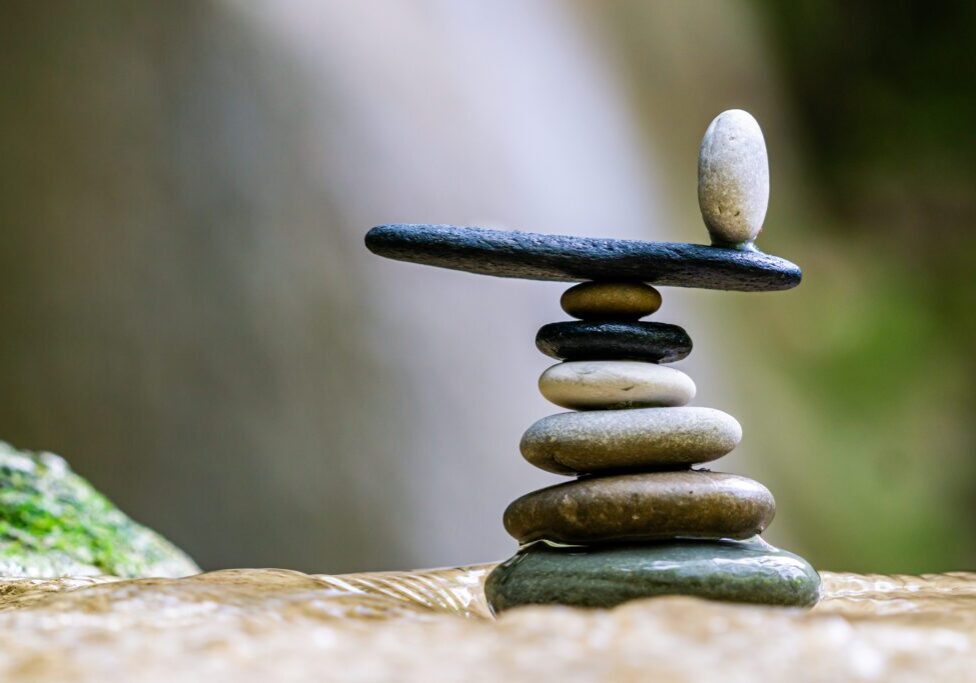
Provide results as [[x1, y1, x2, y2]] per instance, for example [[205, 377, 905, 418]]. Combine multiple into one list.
[[0, 442, 199, 578]]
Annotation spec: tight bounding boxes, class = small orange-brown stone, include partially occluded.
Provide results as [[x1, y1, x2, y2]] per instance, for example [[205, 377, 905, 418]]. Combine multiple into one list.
[[560, 282, 662, 320]]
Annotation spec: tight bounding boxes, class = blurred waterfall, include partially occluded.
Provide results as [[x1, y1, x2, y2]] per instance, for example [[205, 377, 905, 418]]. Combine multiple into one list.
[[0, 0, 692, 571], [10, 1, 960, 574]]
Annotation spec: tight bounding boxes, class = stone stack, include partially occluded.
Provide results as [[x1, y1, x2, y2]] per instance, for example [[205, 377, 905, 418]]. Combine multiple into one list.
[[488, 277, 817, 611], [365, 109, 820, 613]]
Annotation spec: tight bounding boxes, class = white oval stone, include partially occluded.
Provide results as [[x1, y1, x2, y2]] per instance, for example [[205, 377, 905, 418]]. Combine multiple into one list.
[[539, 361, 695, 410], [698, 109, 769, 246]]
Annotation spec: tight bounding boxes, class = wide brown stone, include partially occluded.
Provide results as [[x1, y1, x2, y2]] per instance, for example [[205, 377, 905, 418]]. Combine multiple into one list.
[[503, 471, 775, 545]]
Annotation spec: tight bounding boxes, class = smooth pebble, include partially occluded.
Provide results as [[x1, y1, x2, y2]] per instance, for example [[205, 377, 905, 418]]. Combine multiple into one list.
[[698, 109, 770, 247], [503, 471, 775, 545], [560, 282, 661, 320], [485, 537, 820, 612], [535, 321, 692, 363], [520, 406, 741, 475], [539, 360, 695, 410]]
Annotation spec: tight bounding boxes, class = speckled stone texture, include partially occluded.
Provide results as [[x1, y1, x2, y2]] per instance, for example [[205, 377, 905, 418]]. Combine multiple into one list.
[[365, 225, 801, 291], [503, 471, 774, 544], [698, 110, 769, 247], [485, 537, 820, 612], [536, 321, 692, 363], [520, 407, 741, 474], [538, 360, 696, 410]]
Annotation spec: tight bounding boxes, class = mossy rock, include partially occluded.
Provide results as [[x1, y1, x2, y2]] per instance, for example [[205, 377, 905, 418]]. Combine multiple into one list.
[[0, 442, 199, 578]]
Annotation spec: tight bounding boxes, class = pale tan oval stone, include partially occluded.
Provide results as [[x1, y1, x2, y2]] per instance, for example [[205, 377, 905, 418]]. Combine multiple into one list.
[[520, 407, 742, 475], [698, 109, 769, 246], [539, 361, 695, 410], [560, 282, 661, 320]]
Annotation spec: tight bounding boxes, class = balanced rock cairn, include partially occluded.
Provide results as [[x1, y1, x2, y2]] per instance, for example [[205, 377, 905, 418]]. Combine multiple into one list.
[[366, 109, 820, 612]]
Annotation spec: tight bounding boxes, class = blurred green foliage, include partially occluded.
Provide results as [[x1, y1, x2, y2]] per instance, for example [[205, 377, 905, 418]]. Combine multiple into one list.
[[744, 0, 976, 571], [758, 1, 976, 218]]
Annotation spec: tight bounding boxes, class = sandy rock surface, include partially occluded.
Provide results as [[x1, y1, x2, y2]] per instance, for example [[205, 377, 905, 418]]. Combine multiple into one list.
[[0, 566, 973, 682]]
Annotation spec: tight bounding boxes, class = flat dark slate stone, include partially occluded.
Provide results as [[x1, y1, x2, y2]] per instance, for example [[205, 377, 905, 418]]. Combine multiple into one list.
[[536, 321, 691, 363], [485, 538, 820, 613], [365, 224, 801, 292]]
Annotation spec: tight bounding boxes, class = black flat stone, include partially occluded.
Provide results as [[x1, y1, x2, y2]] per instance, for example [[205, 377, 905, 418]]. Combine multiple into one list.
[[365, 224, 801, 292], [484, 538, 821, 613], [536, 321, 691, 362]]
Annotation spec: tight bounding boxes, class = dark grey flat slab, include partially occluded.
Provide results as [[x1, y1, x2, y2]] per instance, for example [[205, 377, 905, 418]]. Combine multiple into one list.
[[365, 224, 801, 291]]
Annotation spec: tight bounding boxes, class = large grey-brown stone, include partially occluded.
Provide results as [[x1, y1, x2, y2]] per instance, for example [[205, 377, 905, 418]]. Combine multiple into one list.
[[520, 407, 741, 474]]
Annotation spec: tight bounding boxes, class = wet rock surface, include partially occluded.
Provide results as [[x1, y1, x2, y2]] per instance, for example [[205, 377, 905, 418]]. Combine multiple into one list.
[[0, 566, 971, 682]]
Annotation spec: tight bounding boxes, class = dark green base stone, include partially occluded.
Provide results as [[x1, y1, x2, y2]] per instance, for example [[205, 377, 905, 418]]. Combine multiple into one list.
[[485, 537, 820, 613]]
